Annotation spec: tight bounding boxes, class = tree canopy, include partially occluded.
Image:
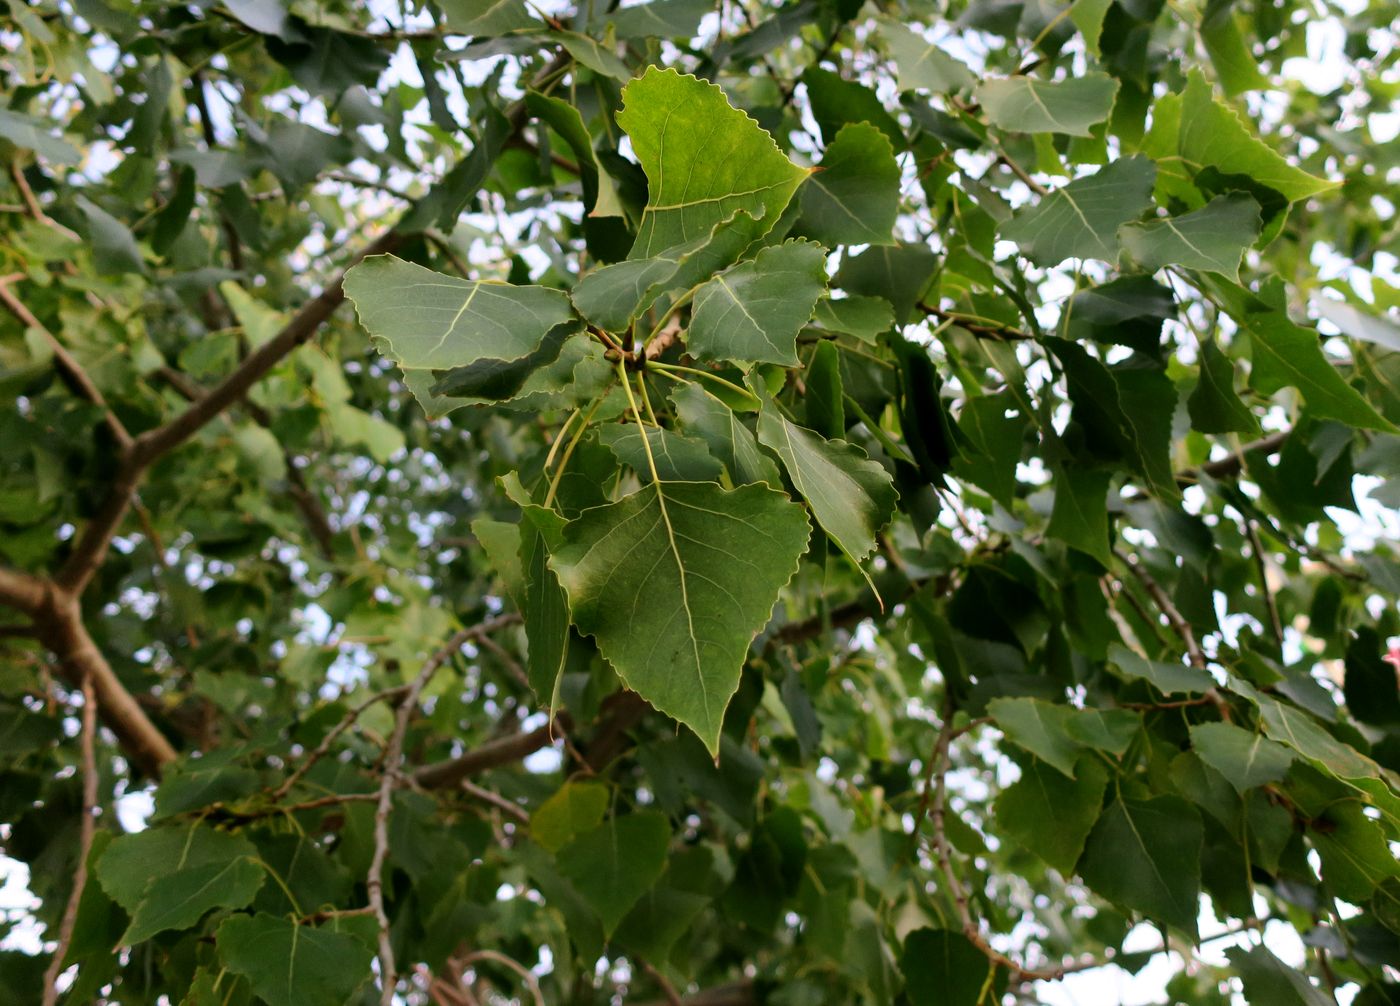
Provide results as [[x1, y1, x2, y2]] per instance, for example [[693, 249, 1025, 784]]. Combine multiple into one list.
[[2, 1, 1400, 1005]]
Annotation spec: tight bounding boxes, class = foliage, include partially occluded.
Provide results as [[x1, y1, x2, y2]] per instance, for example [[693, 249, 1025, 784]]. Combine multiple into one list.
[[2, 0, 1400, 1005]]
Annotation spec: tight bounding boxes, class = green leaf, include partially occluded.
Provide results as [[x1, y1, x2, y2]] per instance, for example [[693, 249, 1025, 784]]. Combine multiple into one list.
[[975, 73, 1119, 136], [501, 474, 572, 713], [599, 423, 725, 482], [1107, 643, 1217, 695], [438, 0, 538, 35], [1047, 464, 1113, 566], [687, 240, 828, 368], [97, 823, 258, 912], [551, 481, 809, 753], [557, 30, 631, 82], [603, 0, 709, 38], [1245, 310, 1396, 431], [950, 393, 1025, 509], [122, 857, 265, 945], [1178, 70, 1336, 204], [557, 812, 671, 935], [1000, 155, 1156, 266], [78, 196, 144, 275], [804, 341, 845, 440], [670, 382, 781, 486], [811, 295, 895, 343], [1314, 299, 1400, 354], [429, 321, 577, 401], [756, 409, 898, 568], [798, 123, 900, 247], [1225, 945, 1333, 1006], [801, 67, 905, 148], [1070, 0, 1113, 56], [617, 67, 810, 258], [344, 255, 576, 371], [0, 108, 81, 164], [987, 697, 1080, 777], [1066, 708, 1141, 754], [531, 781, 610, 853], [833, 243, 938, 325], [571, 214, 753, 332], [1118, 193, 1262, 279], [215, 913, 375, 1006], [1308, 800, 1400, 902], [1187, 337, 1261, 435], [995, 754, 1109, 874], [901, 928, 1001, 1006], [1189, 722, 1294, 794], [1199, 1, 1269, 96], [876, 20, 976, 93], [526, 90, 625, 218], [1080, 796, 1202, 934]]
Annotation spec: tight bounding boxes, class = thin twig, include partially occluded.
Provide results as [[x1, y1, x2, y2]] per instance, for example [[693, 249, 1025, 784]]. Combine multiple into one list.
[[273, 684, 412, 800], [368, 615, 518, 1004], [40, 672, 98, 1006], [458, 950, 545, 1006], [459, 780, 529, 824], [637, 957, 684, 1006], [1244, 518, 1284, 652]]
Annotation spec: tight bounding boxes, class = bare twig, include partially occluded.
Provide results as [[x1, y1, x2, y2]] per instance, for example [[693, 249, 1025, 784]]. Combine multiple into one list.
[[1177, 429, 1291, 486], [637, 958, 684, 1006], [460, 780, 530, 824], [40, 672, 98, 1006], [459, 950, 545, 1006], [920, 304, 1032, 342], [273, 684, 412, 801]]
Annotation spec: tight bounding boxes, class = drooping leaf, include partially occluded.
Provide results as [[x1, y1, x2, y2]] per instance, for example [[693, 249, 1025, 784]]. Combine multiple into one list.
[[1118, 193, 1262, 279], [834, 244, 939, 325], [617, 67, 810, 257], [801, 67, 905, 148], [798, 123, 900, 247], [557, 812, 672, 935], [1200, 0, 1269, 96], [901, 928, 1001, 1006], [429, 321, 577, 401], [1314, 299, 1400, 354], [1078, 795, 1203, 934], [1046, 464, 1113, 566], [975, 73, 1119, 136], [1225, 945, 1333, 1006], [501, 473, 572, 714], [215, 913, 375, 1006], [687, 240, 828, 368], [811, 295, 896, 342], [1000, 155, 1156, 266], [526, 90, 625, 218], [551, 481, 810, 753], [994, 754, 1109, 874], [756, 409, 898, 569], [1187, 338, 1261, 435], [122, 857, 265, 945], [804, 340, 845, 440], [345, 255, 576, 371], [97, 824, 259, 912], [1189, 722, 1294, 793], [1244, 310, 1396, 432], [603, 0, 709, 38]]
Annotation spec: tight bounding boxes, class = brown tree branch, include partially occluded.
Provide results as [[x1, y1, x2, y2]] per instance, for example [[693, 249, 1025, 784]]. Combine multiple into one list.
[[0, 276, 133, 448], [1177, 428, 1291, 486], [55, 228, 404, 595], [39, 671, 98, 1006]]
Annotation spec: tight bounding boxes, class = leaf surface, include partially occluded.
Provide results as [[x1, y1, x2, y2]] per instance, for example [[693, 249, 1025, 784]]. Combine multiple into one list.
[[551, 481, 809, 752], [216, 913, 375, 1006], [1000, 155, 1156, 266], [975, 73, 1119, 136], [1078, 795, 1202, 934], [688, 240, 828, 368]]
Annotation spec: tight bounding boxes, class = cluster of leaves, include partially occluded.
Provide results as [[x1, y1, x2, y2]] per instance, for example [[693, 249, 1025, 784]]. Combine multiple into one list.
[[2, 0, 1400, 1005]]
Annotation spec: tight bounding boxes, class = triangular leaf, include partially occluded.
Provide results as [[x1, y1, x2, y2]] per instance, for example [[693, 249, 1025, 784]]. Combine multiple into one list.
[[798, 123, 900, 247], [1078, 795, 1202, 935], [215, 913, 375, 1006], [551, 481, 809, 753], [1118, 193, 1262, 279], [556, 812, 671, 936], [1000, 155, 1156, 266], [687, 240, 828, 368], [975, 73, 1119, 136]]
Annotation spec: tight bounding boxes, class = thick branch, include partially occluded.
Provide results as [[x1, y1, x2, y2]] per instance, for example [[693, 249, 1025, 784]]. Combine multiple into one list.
[[37, 590, 178, 775]]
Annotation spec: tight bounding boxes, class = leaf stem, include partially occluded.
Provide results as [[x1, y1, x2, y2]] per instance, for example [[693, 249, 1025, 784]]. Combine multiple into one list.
[[617, 359, 663, 486], [650, 361, 759, 406]]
